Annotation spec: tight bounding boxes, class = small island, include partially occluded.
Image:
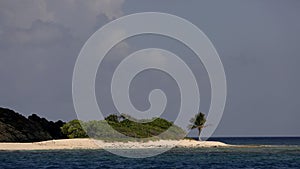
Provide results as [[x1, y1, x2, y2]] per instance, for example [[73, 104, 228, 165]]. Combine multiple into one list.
[[0, 107, 229, 150]]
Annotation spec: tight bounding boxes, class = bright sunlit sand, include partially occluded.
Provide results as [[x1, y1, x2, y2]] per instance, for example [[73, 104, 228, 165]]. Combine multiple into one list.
[[0, 139, 231, 150]]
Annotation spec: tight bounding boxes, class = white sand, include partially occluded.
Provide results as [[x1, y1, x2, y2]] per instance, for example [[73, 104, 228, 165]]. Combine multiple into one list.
[[0, 139, 231, 150]]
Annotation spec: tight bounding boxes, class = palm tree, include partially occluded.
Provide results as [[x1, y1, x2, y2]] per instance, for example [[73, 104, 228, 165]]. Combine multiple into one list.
[[189, 112, 207, 141]]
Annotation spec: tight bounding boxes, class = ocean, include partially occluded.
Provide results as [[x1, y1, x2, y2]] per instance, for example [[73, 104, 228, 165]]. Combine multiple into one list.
[[0, 137, 299, 169]]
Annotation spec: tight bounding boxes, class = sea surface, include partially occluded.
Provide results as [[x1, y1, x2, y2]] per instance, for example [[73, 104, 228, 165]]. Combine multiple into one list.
[[0, 137, 299, 169]]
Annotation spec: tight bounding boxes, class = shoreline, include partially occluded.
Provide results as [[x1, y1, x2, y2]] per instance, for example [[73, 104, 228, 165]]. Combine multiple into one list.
[[0, 138, 234, 150]]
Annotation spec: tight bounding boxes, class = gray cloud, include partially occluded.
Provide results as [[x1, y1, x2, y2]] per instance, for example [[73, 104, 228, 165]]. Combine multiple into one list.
[[0, 0, 125, 120], [0, 0, 124, 39], [0, 0, 299, 137]]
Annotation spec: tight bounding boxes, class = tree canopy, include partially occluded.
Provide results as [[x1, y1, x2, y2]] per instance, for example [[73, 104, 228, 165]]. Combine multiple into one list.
[[61, 119, 88, 138], [189, 112, 207, 141]]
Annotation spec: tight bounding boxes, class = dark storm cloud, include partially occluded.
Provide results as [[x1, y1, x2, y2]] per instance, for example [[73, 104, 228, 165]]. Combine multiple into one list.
[[0, 0, 125, 120], [0, 0, 299, 136]]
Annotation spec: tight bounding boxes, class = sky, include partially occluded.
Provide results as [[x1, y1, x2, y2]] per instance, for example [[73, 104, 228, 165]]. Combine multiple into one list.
[[0, 0, 300, 137]]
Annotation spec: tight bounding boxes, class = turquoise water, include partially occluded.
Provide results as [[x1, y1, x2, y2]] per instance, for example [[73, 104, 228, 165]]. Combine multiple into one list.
[[0, 138, 300, 169]]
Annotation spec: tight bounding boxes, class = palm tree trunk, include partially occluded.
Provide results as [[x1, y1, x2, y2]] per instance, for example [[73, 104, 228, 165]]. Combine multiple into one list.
[[198, 128, 202, 141]]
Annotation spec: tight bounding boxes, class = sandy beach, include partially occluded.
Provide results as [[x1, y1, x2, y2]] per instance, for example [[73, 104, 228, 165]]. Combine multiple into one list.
[[0, 139, 231, 150]]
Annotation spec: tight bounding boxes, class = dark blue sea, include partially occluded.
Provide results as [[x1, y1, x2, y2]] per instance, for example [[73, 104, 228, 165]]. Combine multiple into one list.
[[1, 137, 299, 169]]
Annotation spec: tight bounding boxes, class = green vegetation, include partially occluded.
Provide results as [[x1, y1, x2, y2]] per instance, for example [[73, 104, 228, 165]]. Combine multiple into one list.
[[189, 112, 207, 141], [61, 114, 186, 142], [61, 119, 88, 138]]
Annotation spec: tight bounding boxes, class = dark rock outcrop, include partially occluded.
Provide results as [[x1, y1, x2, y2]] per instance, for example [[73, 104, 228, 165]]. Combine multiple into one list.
[[0, 107, 67, 142]]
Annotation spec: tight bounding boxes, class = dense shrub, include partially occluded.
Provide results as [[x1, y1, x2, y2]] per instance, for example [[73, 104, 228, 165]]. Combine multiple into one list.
[[61, 114, 186, 141]]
